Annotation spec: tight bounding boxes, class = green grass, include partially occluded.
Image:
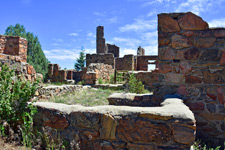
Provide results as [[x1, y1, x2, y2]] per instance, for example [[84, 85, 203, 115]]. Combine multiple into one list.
[[44, 88, 123, 106]]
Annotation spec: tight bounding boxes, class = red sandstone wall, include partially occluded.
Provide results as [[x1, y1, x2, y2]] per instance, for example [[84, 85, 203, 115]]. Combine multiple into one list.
[[0, 35, 27, 62], [115, 55, 134, 71], [156, 12, 225, 146], [137, 55, 158, 71], [86, 53, 115, 68]]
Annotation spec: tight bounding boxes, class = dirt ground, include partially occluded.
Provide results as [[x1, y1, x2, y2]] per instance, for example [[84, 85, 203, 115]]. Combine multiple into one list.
[[0, 137, 26, 150]]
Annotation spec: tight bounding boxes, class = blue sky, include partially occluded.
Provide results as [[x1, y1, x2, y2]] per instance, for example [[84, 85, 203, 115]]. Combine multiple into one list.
[[1, 0, 225, 69]]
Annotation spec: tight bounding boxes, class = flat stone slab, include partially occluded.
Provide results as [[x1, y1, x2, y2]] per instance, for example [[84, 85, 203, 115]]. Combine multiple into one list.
[[93, 84, 124, 90], [107, 92, 154, 106], [33, 98, 195, 121]]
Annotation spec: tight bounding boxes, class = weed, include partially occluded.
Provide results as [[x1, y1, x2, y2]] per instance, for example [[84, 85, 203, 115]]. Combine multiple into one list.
[[0, 63, 38, 147], [44, 88, 122, 106], [127, 73, 148, 94]]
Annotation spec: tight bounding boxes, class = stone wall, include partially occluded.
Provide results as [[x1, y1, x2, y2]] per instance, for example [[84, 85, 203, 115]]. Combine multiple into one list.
[[115, 55, 134, 71], [106, 43, 120, 58], [0, 35, 38, 81], [36, 85, 90, 100], [33, 98, 195, 150], [86, 53, 115, 68], [82, 63, 114, 84], [0, 35, 27, 62], [0, 58, 36, 81], [137, 46, 145, 56], [137, 55, 158, 71], [96, 26, 106, 54], [155, 12, 225, 146], [48, 64, 75, 82]]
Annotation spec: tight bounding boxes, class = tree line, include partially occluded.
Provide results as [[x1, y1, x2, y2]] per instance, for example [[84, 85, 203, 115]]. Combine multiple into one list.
[[4, 24, 49, 79]]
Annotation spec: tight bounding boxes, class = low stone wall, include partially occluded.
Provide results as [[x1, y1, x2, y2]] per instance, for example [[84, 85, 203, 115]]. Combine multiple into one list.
[[33, 98, 195, 150], [82, 63, 114, 85], [36, 85, 91, 100], [93, 84, 124, 90], [108, 93, 155, 106], [0, 58, 36, 81]]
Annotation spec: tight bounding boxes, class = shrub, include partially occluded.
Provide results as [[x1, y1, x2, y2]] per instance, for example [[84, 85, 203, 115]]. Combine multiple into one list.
[[127, 73, 146, 94], [98, 78, 103, 84], [0, 64, 38, 146]]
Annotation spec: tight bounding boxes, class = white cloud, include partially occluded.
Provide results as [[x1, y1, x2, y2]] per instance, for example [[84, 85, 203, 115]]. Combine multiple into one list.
[[68, 33, 79, 36], [175, 0, 219, 15], [208, 18, 225, 27], [113, 37, 141, 47], [53, 38, 63, 42], [120, 48, 136, 57], [143, 44, 158, 55], [94, 12, 105, 17], [142, 0, 172, 7], [87, 32, 95, 38], [44, 49, 80, 60], [108, 17, 119, 24], [119, 19, 157, 32]]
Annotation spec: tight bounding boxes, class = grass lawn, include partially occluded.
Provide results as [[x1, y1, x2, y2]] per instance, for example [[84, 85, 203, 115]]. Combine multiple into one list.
[[42, 88, 123, 106]]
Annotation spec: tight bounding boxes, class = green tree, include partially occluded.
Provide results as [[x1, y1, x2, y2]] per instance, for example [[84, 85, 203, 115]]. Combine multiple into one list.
[[4, 24, 49, 80], [74, 49, 86, 71]]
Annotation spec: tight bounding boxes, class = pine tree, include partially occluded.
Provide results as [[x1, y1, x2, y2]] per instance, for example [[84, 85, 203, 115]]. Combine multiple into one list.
[[74, 50, 86, 71], [4, 24, 49, 80]]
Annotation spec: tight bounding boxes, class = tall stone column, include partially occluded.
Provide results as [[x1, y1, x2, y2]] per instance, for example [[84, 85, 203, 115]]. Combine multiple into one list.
[[96, 26, 106, 54]]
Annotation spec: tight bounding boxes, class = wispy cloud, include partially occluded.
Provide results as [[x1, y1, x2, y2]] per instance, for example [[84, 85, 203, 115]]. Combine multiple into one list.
[[175, 0, 221, 15], [120, 48, 136, 57], [208, 18, 225, 27], [68, 33, 79, 36], [107, 16, 119, 24], [94, 12, 106, 17], [113, 37, 141, 47], [87, 32, 95, 38], [44, 49, 80, 60], [119, 19, 157, 32], [53, 38, 63, 42]]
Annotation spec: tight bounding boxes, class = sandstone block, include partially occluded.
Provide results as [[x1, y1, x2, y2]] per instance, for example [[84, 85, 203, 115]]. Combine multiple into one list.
[[193, 38, 216, 48], [182, 31, 194, 37], [172, 35, 191, 49], [203, 71, 224, 84], [198, 112, 225, 120], [159, 47, 175, 60], [158, 64, 172, 74], [179, 61, 192, 74], [177, 85, 188, 96], [117, 119, 171, 143], [220, 51, 225, 65], [100, 113, 117, 140], [178, 12, 208, 30], [214, 29, 225, 37], [184, 48, 200, 60], [70, 112, 100, 129], [187, 102, 205, 111], [185, 76, 202, 84], [127, 143, 156, 150], [172, 124, 195, 145], [159, 38, 170, 46], [158, 14, 180, 32], [165, 73, 184, 84]]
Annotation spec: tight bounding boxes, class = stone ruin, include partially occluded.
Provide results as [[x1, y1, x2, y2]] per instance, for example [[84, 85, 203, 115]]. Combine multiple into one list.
[[47, 64, 75, 82], [43, 12, 224, 148], [87, 26, 158, 71], [47, 63, 114, 85], [0, 35, 37, 81]]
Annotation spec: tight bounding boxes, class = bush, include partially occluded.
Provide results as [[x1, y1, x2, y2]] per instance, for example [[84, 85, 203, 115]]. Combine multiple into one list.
[[0, 64, 38, 146], [127, 73, 146, 94]]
